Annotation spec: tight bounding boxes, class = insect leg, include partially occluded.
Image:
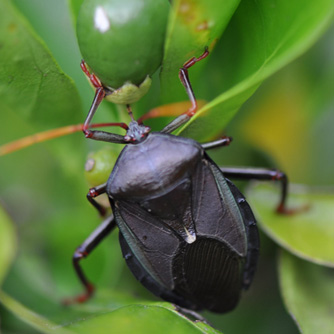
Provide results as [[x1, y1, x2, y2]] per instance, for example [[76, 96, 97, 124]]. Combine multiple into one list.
[[81, 60, 109, 138], [82, 86, 106, 135], [81, 89, 129, 143], [81, 61, 130, 142], [220, 167, 289, 214], [179, 47, 209, 116], [82, 93, 129, 143], [201, 136, 233, 150], [86, 183, 109, 216], [160, 114, 191, 134], [63, 214, 117, 304], [174, 305, 212, 324], [84, 129, 128, 144], [80, 59, 103, 89], [161, 48, 209, 134]]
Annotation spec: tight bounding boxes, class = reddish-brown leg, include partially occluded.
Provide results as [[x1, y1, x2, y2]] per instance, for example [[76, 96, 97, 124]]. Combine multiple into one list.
[[161, 48, 210, 134], [63, 183, 116, 305], [80, 60, 109, 137], [219, 167, 305, 214], [179, 47, 209, 117], [80, 60, 103, 89], [63, 214, 116, 305]]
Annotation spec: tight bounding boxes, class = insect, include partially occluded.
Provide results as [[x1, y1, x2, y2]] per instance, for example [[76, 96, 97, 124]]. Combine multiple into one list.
[[66, 56, 290, 314], [68, 109, 290, 313], [76, 0, 170, 132]]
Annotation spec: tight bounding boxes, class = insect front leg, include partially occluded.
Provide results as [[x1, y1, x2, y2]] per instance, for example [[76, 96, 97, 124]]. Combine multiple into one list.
[[81, 60, 108, 138], [178, 47, 209, 116], [83, 123, 128, 143], [161, 48, 209, 134]]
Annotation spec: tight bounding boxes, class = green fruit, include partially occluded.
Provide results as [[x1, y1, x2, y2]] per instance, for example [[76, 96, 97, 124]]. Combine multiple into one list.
[[77, 0, 169, 95], [84, 147, 119, 187]]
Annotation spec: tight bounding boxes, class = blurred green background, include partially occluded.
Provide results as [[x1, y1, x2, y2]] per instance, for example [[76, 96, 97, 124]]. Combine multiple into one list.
[[0, 0, 333, 333]]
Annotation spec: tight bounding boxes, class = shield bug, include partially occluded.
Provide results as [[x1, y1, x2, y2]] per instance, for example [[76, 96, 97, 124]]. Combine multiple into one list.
[[76, 0, 170, 132], [67, 109, 291, 313], [66, 50, 291, 312]]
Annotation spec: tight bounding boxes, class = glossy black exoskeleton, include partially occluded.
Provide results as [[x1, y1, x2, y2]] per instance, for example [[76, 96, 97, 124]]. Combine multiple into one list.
[[68, 115, 290, 313], [107, 129, 259, 313], [67, 50, 290, 313]]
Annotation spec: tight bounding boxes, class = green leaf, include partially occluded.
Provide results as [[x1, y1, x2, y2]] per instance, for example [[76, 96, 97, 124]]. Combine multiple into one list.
[[178, 0, 334, 140], [67, 303, 222, 334], [0, 207, 17, 287], [0, 291, 75, 334], [0, 0, 82, 129], [161, 0, 241, 103], [67, 0, 85, 24], [247, 183, 334, 266], [1, 1, 333, 332], [279, 250, 334, 334]]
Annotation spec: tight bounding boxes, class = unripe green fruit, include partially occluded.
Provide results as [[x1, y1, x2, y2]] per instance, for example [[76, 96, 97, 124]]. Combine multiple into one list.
[[77, 0, 169, 94], [84, 147, 119, 187]]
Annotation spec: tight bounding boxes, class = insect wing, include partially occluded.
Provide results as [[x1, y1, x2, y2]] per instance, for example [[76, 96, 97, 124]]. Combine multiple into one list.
[[112, 200, 180, 290], [170, 156, 250, 312], [192, 156, 248, 256], [223, 178, 260, 289]]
